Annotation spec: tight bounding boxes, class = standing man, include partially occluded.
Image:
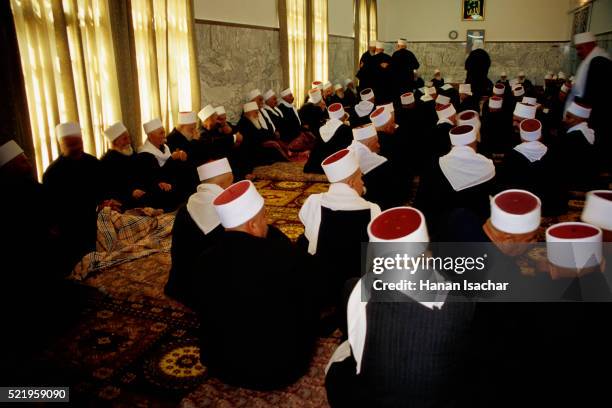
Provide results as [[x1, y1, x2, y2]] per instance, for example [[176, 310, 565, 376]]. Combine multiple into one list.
[[565, 32, 612, 172], [391, 38, 420, 98], [356, 40, 377, 92]]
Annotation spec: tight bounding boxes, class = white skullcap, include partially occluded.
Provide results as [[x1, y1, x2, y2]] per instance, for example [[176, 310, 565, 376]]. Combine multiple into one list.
[[197, 157, 232, 181], [493, 83, 505, 95], [491, 189, 541, 234], [247, 89, 262, 101], [360, 88, 375, 101], [0, 140, 24, 167], [323, 81, 333, 90], [104, 122, 127, 142], [370, 106, 392, 128], [513, 86, 525, 97], [489, 96, 503, 109], [368, 207, 429, 243], [513, 103, 537, 119], [567, 101, 592, 119], [544, 73, 553, 80], [398, 39, 408, 46], [178, 111, 197, 125], [321, 148, 359, 183], [519, 119, 542, 141], [546, 222, 602, 269], [355, 100, 374, 117], [449, 124, 477, 146], [378, 103, 394, 114], [263, 90, 276, 101], [375, 41, 384, 49], [459, 83, 472, 95], [558, 71, 566, 80], [215, 106, 226, 115], [308, 88, 323, 104], [243, 101, 259, 112], [198, 105, 216, 122], [312, 81, 323, 90], [436, 94, 451, 105], [280, 88, 292, 97], [213, 180, 265, 229], [401, 92, 415, 105], [56, 122, 81, 139], [582, 190, 612, 231], [369, 40, 376, 47], [574, 32, 596, 45], [420, 93, 434, 102], [344, 78, 354, 86], [457, 110, 481, 130], [334, 84, 343, 91], [522, 96, 537, 105], [327, 103, 346, 120], [436, 104, 456, 121], [352, 123, 377, 141], [434, 68, 441, 74], [143, 118, 163, 135]]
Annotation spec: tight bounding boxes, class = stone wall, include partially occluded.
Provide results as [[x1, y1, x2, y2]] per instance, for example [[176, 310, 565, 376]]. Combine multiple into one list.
[[195, 21, 283, 122], [328, 35, 355, 86]]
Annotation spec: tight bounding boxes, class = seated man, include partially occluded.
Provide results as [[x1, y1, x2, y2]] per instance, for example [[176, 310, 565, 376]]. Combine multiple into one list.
[[414, 124, 496, 239], [325, 206, 475, 408], [238, 101, 290, 168], [277, 88, 316, 152], [298, 88, 328, 137], [497, 119, 567, 215], [430, 103, 457, 158], [350, 100, 375, 128], [304, 103, 353, 174], [431, 68, 445, 89], [189, 180, 320, 390], [167, 111, 197, 156], [263, 90, 288, 140], [343, 79, 359, 107], [136, 118, 192, 211], [43, 122, 103, 274], [195, 105, 237, 164], [480, 90, 513, 154], [165, 158, 233, 306], [300, 149, 381, 300], [100, 122, 149, 211]]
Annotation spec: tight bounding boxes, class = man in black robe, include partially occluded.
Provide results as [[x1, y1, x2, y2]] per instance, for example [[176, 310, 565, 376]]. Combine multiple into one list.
[[165, 158, 233, 306], [464, 48, 493, 103], [480, 94, 514, 155], [391, 38, 420, 98], [277, 88, 316, 153], [350, 100, 375, 128], [370, 42, 393, 104], [298, 88, 328, 138], [136, 118, 193, 212], [431, 68, 445, 89], [194, 105, 236, 164], [566, 32, 612, 172], [517, 71, 535, 95], [356, 41, 376, 92], [343, 79, 359, 107], [167, 111, 197, 156], [263, 89, 290, 141], [43, 122, 103, 274], [414, 124, 496, 239], [304, 104, 353, 174], [188, 180, 320, 390], [100, 122, 150, 211]]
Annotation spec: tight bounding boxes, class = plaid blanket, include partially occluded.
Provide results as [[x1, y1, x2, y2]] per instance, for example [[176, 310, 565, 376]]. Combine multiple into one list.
[[70, 207, 176, 281]]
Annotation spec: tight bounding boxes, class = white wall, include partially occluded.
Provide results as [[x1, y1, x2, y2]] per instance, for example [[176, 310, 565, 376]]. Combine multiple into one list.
[[378, 0, 570, 42], [590, 0, 612, 34], [193, 0, 279, 28], [328, 0, 354, 37]]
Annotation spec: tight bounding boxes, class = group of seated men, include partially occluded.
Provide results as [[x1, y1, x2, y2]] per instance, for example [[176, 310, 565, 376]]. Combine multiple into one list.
[[1, 35, 611, 406]]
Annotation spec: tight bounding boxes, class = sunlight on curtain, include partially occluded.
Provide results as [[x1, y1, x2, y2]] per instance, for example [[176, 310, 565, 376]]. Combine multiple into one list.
[[368, 0, 377, 43], [10, 0, 121, 179], [311, 0, 328, 83], [285, 0, 308, 108], [357, 0, 368, 60], [131, 0, 200, 142]]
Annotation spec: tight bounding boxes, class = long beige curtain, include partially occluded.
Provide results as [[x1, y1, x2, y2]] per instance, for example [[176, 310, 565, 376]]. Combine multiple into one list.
[[368, 0, 377, 43], [130, 0, 200, 142], [309, 0, 328, 84], [10, 0, 122, 180], [354, 0, 368, 71], [11, 0, 200, 178], [279, 0, 308, 108]]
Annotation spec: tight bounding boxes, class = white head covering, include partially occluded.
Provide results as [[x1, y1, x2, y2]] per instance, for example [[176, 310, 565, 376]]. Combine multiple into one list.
[[198, 105, 216, 122], [213, 180, 265, 229], [323, 81, 333, 90], [328, 103, 346, 120], [104, 122, 127, 142], [426, 86, 436, 95], [581, 190, 612, 231], [435, 94, 451, 105], [489, 96, 503, 109], [375, 41, 384, 49], [143, 118, 163, 135], [177, 111, 197, 125], [352, 123, 377, 141], [546, 222, 602, 269], [513, 86, 525, 97], [360, 88, 375, 101], [441, 83, 453, 91], [397, 38, 408, 46], [449, 125, 477, 146], [368, 207, 429, 243], [459, 83, 472, 95], [513, 103, 537, 119], [334, 84, 343, 91], [243, 101, 259, 112], [522, 96, 537, 105], [401, 92, 415, 105], [215, 106, 226, 116], [519, 119, 542, 141], [574, 32, 596, 45], [312, 81, 323, 90], [0, 140, 24, 167], [493, 83, 505, 95], [247, 89, 262, 101], [491, 189, 541, 234], [434, 68, 441, 74], [457, 110, 481, 131], [322, 149, 359, 183], [377, 103, 394, 114], [263, 90, 276, 101], [280, 88, 292, 97], [344, 78, 354, 86], [369, 40, 376, 47], [197, 157, 232, 181], [567, 101, 592, 118], [561, 83, 571, 94], [308, 88, 323, 104], [370, 106, 391, 128], [436, 104, 456, 121], [355, 100, 374, 118], [56, 122, 81, 139]]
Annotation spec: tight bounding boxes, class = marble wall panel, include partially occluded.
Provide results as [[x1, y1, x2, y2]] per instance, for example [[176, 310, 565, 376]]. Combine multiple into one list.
[[328, 35, 355, 85]]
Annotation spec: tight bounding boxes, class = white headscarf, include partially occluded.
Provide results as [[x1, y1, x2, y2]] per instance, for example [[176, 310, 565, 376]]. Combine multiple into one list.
[[348, 140, 388, 175], [186, 183, 224, 234], [439, 146, 495, 191], [514, 141, 548, 163]]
